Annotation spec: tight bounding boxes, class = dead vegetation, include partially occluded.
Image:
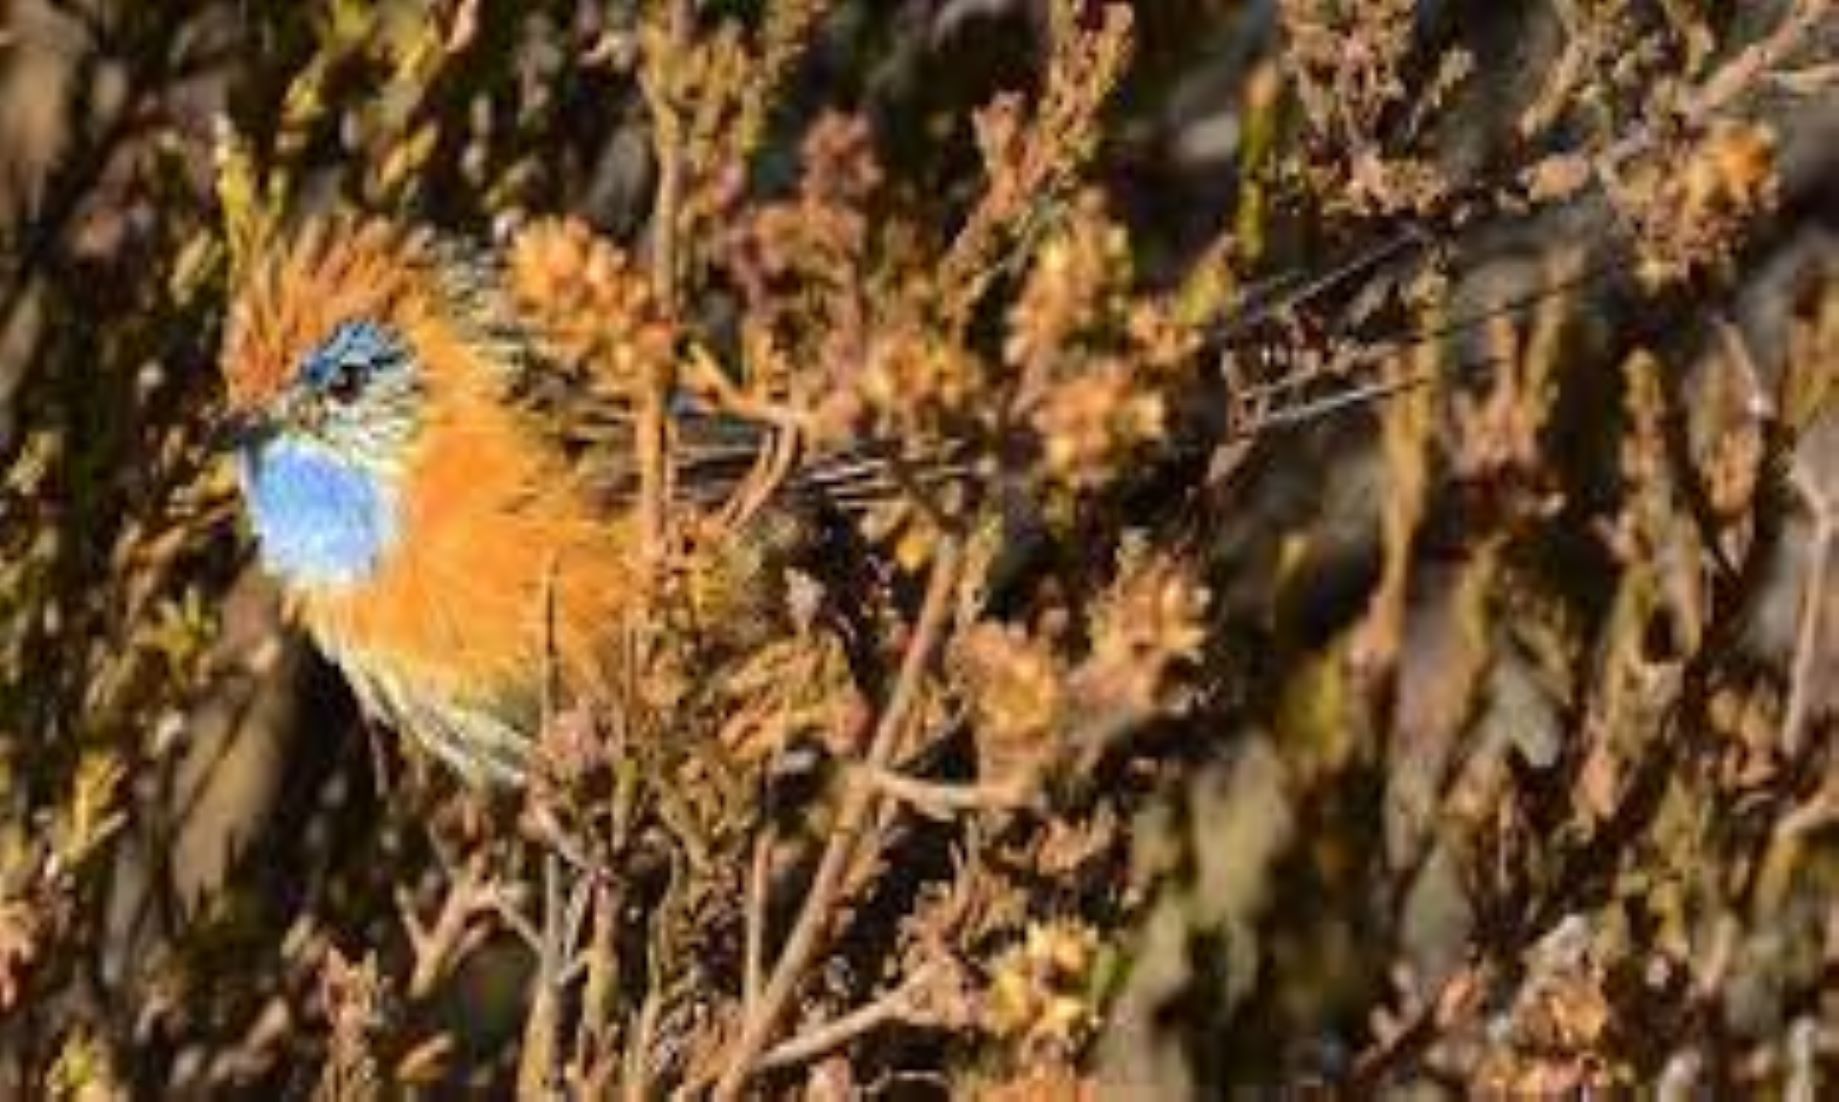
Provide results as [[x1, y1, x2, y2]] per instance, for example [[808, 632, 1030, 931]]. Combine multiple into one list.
[[0, 0, 1835, 1097]]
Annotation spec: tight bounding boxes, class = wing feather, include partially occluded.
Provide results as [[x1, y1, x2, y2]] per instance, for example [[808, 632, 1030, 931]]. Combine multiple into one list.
[[435, 238, 942, 522]]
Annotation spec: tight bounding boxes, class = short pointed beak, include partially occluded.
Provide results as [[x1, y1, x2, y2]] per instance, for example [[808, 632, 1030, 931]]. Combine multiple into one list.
[[212, 407, 265, 453]]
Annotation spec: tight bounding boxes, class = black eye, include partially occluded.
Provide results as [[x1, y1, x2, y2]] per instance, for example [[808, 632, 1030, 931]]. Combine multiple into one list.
[[324, 359, 366, 405], [302, 319, 403, 408]]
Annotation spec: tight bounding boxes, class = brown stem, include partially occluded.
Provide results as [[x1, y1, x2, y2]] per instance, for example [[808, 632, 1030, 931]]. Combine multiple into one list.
[[514, 854, 565, 1097], [711, 539, 963, 1100], [743, 831, 770, 1015], [855, 763, 1030, 818], [637, 0, 692, 564], [756, 962, 941, 1073], [1345, 963, 1487, 1092], [1782, 463, 1831, 759]]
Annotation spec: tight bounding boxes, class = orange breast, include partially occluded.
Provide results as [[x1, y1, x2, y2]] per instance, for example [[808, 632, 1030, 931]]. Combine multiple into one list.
[[298, 384, 638, 719]]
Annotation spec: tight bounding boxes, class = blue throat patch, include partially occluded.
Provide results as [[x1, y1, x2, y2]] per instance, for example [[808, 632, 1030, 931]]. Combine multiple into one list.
[[240, 435, 399, 586]]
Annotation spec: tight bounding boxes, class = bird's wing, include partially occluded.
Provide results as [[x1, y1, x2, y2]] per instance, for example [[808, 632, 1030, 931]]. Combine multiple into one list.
[[429, 242, 777, 515], [524, 367, 956, 523], [437, 238, 937, 521], [504, 349, 778, 514]]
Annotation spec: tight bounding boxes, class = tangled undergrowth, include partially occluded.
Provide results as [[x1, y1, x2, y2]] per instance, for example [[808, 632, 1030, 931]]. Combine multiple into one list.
[[1, 1, 1835, 1097]]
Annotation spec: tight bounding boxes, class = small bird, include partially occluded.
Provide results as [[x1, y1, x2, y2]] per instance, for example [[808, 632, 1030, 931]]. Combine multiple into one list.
[[220, 217, 828, 785]]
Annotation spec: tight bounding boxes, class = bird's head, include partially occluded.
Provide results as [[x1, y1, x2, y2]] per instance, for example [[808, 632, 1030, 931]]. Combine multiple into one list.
[[220, 218, 485, 589]]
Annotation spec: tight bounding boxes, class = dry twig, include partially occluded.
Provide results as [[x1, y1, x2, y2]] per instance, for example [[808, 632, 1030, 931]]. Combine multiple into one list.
[[712, 538, 965, 1099], [1782, 462, 1832, 758]]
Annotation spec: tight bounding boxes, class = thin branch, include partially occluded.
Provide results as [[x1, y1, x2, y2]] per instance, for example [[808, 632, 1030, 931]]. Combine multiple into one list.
[[514, 854, 566, 1098], [486, 888, 543, 951], [615, 855, 679, 1101], [712, 538, 964, 1100], [1782, 462, 1832, 759], [619, 986, 663, 1102], [1344, 963, 1488, 1092], [539, 550, 562, 736], [1683, 0, 1833, 121], [644, 0, 691, 310], [398, 854, 496, 1001], [636, 0, 692, 564], [854, 763, 1030, 818], [756, 962, 941, 1073], [575, 883, 619, 1073], [743, 831, 770, 1015]]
